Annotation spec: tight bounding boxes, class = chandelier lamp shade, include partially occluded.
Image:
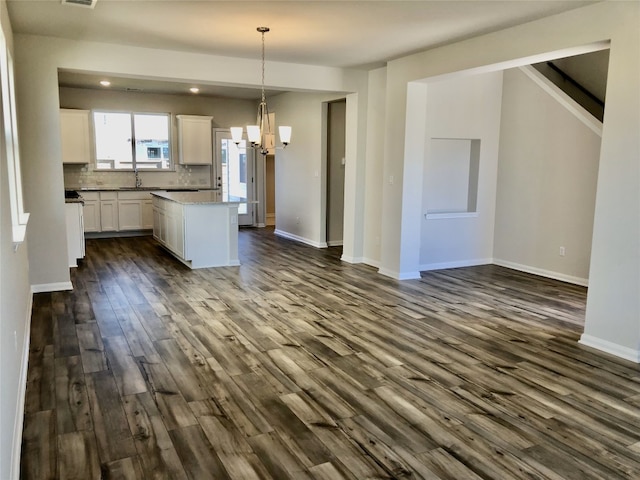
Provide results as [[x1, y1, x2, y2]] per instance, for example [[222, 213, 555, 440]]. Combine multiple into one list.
[[231, 27, 292, 155]]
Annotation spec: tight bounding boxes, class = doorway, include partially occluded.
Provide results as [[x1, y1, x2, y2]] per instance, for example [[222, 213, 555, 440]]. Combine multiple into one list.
[[213, 129, 256, 226], [326, 99, 346, 246], [265, 154, 276, 226]]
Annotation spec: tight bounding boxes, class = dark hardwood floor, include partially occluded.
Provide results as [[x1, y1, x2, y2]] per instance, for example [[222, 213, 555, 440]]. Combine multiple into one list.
[[21, 228, 640, 479]]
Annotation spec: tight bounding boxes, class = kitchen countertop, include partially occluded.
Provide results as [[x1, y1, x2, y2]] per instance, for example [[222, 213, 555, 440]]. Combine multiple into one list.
[[151, 190, 236, 205], [70, 186, 213, 192]]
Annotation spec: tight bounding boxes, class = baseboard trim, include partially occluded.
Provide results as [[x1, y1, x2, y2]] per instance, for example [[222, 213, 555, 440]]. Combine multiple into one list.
[[327, 240, 343, 247], [579, 334, 640, 363], [377, 267, 421, 280], [31, 281, 73, 293], [493, 259, 588, 286], [419, 258, 493, 272], [340, 255, 363, 264], [372, 257, 588, 285], [274, 229, 328, 248], [11, 293, 33, 480], [362, 257, 380, 269]]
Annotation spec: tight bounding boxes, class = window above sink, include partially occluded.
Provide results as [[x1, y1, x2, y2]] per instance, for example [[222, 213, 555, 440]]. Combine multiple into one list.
[[94, 111, 171, 171]]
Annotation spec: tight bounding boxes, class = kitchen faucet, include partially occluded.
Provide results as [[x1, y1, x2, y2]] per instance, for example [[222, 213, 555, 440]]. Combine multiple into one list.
[[134, 169, 142, 188]]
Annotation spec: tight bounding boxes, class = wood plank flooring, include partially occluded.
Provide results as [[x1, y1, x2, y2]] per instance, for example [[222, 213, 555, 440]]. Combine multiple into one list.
[[21, 228, 640, 479]]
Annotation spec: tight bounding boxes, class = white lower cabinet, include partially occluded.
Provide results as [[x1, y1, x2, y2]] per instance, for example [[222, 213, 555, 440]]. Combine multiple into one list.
[[99, 200, 118, 231], [153, 196, 184, 257], [80, 190, 156, 234], [65, 202, 85, 267], [142, 200, 154, 230], [152, 193, 239, 269], [117, 191, 155, 231], [152, 199, 165, 242], [81, 192, 100, 233], [118, 201, 143, 230], [99, 192, 119, 231]]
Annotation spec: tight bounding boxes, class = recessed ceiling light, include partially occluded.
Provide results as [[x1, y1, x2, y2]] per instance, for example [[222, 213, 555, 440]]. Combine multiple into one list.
[[99, 80, 111, 87], [189, 87, 200, 94]]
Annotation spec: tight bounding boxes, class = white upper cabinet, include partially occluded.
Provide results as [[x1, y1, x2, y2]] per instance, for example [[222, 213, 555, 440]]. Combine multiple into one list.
[[60, 109, 91, 164], [177, 115, 213, 165]]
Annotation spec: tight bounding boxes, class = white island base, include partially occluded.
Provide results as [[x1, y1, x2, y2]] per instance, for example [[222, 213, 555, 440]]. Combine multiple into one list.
[[151, 191, 240, 268]]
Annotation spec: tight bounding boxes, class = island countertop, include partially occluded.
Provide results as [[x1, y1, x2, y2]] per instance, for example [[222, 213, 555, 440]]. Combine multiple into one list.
[[151, 190, 235, 205]]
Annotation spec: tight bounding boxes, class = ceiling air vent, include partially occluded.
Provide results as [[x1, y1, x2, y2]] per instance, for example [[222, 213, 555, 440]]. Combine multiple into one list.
[[61, 0, 97, 9]]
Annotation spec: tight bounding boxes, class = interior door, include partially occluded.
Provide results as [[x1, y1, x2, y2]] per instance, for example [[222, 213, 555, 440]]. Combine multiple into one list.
[[214, 129, 255, 226]]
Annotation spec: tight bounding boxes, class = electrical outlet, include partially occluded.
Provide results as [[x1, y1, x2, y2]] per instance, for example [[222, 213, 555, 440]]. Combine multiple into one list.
[[559, 246, 566, 256]]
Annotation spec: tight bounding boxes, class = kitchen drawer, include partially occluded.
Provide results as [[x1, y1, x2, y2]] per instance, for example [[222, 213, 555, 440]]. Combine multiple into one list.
[[81, 191, 99, 201], [100, 191, 118, 201], [118, 191, 153, 201]]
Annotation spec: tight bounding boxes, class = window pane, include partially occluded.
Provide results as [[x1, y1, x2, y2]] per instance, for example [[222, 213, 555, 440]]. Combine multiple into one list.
[[93, 112, 171, 170], [94, 112, 132, 169], [134, 114, 170, 169], [221, 139, 247, 214]]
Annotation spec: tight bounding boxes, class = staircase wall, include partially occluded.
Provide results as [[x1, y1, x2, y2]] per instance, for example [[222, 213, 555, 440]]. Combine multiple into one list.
[[493, 66, 602, 285]]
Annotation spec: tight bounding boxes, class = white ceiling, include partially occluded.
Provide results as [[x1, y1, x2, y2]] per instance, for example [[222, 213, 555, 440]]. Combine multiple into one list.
[[7, 0, 597, 98]]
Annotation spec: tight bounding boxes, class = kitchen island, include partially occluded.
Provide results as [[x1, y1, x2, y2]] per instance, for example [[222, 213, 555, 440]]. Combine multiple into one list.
[[151, 191, 239, 268]]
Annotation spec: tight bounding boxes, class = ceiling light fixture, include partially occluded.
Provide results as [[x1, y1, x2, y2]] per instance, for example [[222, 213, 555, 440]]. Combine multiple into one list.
[[189, 87, 199, 94], [99, 80, 111, 87], [231, 27, 291, 155]]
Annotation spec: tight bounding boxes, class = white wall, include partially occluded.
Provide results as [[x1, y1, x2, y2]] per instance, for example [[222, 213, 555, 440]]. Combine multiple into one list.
[[268, 91, 347, 247], [494, 67, 601, 285], [419, 71, 503, 270], [15, 36, 70, 291], [362, 67, 386, 267], [0, 2, 32, 478], [581, 8, 640, 361]]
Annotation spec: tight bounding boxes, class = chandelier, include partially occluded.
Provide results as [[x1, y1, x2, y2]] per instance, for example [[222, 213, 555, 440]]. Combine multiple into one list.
[[231, 27, 292, 155]]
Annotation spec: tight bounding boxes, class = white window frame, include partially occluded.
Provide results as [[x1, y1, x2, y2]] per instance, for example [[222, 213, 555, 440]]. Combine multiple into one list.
[[93, 110, 172, 171], [0, 29, 29, 245]]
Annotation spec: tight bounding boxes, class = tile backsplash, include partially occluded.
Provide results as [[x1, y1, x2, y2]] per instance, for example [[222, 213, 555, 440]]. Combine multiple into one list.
[[63, 163, 212, 189]]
